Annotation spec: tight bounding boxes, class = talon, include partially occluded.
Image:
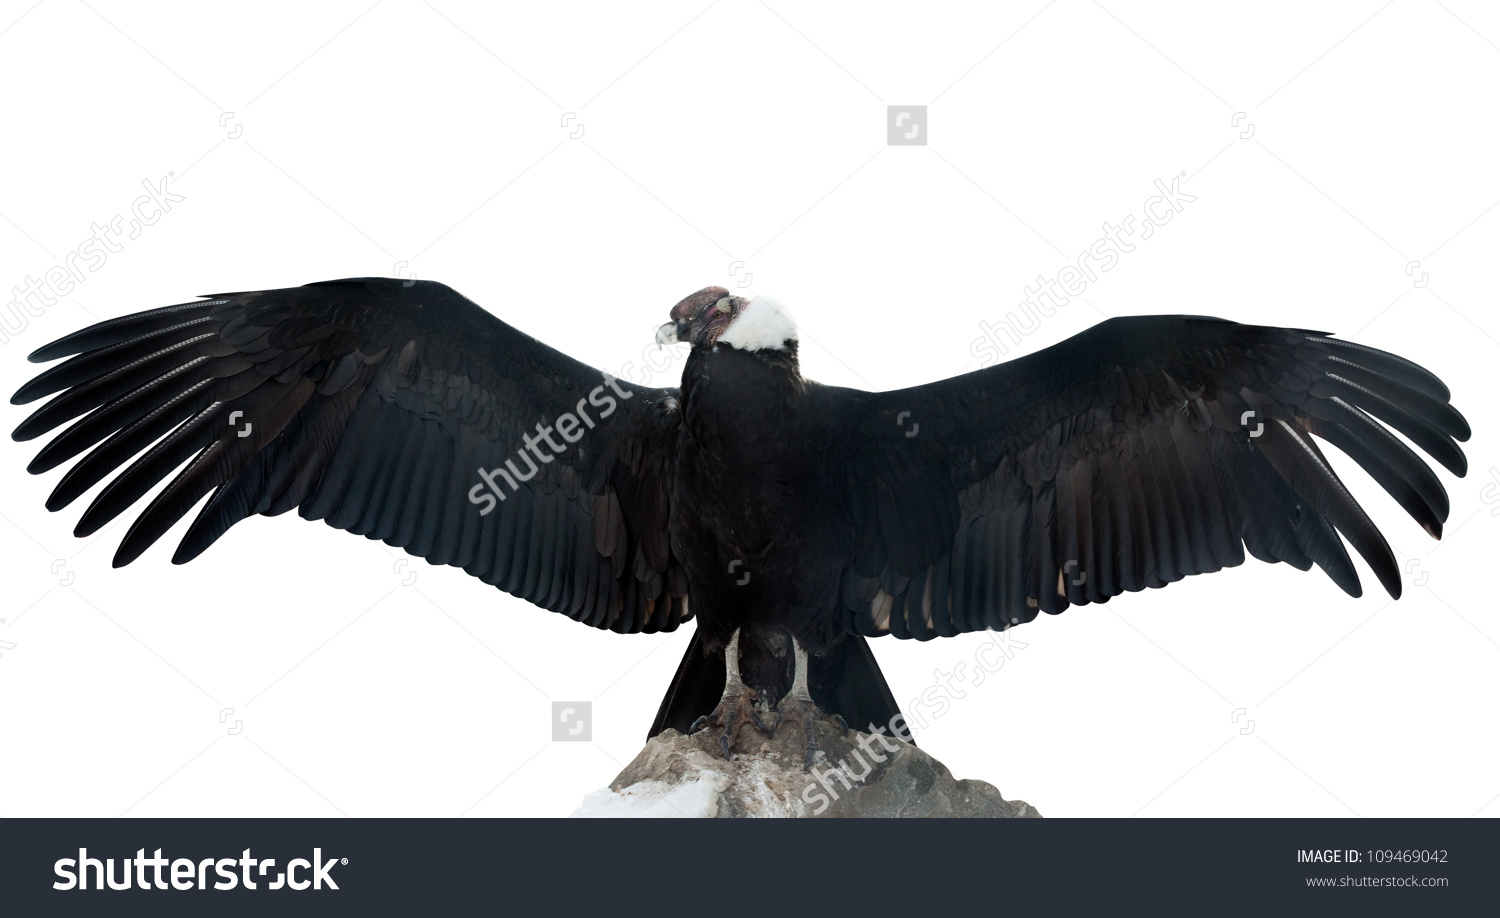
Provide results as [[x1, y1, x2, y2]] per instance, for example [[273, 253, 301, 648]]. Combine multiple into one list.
[[774, 694, 829, 772], [777, 637, 835, 772], [688, 630, 767, 759]]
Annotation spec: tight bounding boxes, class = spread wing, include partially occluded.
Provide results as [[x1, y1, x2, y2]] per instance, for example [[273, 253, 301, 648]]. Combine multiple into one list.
[[819, 315, 1470, 640], [12, 278, 688, 634]]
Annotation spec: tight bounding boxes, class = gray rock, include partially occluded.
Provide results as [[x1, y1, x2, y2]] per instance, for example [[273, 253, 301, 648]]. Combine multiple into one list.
[[572, 717, 1040, 818]]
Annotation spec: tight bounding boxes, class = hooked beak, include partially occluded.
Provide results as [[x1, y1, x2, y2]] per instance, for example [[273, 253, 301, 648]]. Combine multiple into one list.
[[655, 321, 683, 346]]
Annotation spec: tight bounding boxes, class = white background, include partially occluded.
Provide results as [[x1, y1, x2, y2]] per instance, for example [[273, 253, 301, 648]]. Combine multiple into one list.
[[1, 0, 1496, 818]]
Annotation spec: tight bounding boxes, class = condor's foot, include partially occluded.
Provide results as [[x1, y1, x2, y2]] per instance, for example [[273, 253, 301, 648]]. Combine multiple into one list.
[[773, 636, 848, 769], [689, 683, 772, 760], [772, 694, 849, 770]]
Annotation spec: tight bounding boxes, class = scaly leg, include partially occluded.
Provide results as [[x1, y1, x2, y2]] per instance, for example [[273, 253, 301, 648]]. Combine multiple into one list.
[[773, 637, 848, 769], [688, 627, 772, 759]]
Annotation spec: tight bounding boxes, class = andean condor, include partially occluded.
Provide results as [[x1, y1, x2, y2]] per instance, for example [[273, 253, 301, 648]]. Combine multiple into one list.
[[10, 279, 1471, 766]]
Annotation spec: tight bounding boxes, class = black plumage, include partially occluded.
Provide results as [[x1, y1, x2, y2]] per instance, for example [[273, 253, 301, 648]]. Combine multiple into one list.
[[11, 279, 1470, 753], [14, 279, 687, 634]]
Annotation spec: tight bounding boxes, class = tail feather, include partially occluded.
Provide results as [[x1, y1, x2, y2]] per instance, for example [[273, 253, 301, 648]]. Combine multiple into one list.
[[811, 634, 912, 742]]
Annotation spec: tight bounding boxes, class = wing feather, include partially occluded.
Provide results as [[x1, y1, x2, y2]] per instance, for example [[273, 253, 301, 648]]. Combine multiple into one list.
[[826, 315, 1468, 638], [12, 278, 688, 634]]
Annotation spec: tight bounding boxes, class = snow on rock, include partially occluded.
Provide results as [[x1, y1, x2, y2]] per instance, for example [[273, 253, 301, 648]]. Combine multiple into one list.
[[571, 775, 726, 818], [570, 717, 1040, 818]]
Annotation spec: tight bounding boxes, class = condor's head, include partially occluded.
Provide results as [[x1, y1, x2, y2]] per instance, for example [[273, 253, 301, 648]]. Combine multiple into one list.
[[655, 286, 797, 353]]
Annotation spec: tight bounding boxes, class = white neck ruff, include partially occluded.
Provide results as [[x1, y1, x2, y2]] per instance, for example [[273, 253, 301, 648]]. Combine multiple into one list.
[[717, 295, 797, 352]]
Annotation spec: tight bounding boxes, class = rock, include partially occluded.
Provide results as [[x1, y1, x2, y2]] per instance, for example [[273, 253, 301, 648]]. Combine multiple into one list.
[[571, 717, 1040, 818]]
